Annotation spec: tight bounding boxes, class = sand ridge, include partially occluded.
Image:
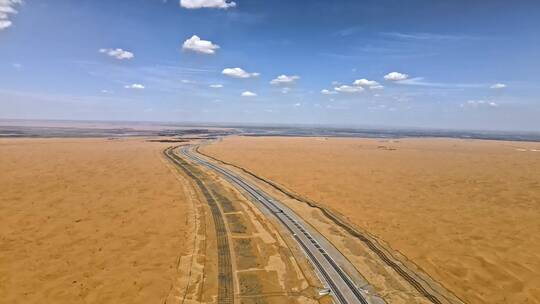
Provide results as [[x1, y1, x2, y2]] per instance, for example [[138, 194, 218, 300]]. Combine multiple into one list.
[[202, 136, 540, 304]]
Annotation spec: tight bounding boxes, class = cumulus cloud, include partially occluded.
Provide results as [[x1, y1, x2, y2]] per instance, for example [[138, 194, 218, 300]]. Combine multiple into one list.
[[180, 0, 236, 9], [324, 78, 381, 94], [209, 84, 223, 88], [321, 89, 337, 95], [334, 85, 364, 93], [99, 48, 135, 60], [124, 83, 145, 89], [384, 72, 409, 81], [0, 0, 21, 31], [0, 20, 11, 30], [490, 83, 507, 89], [182, 35, 220, 54], [222, 67, 260, 78], [270, 74, 300, 86], [353, 78, 383, 89], [241, 91, 257, 97]]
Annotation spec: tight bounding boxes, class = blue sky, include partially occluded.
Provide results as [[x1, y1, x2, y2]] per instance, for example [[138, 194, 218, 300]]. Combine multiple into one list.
[[1, 0, 539, 131]]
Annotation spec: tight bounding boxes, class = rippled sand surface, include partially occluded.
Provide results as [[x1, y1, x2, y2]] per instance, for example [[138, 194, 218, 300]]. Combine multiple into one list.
[[203, 136, 540, 304], [0, 138, 192, 303]]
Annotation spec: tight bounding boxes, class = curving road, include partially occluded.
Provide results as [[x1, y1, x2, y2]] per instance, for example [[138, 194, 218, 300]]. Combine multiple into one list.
[[175, 145, 379, 304]]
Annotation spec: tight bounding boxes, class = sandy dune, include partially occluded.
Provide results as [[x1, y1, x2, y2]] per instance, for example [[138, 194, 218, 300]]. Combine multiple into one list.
[[202, 136, 540, 304], [0, 138, 193, 303]]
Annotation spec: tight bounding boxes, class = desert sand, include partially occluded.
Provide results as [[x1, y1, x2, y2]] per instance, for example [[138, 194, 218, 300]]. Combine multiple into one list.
[[202, 136, 540, 304], [0, 138, 193, 303]]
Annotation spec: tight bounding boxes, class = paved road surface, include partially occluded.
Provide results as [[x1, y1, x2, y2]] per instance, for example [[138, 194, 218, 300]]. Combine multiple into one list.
[[178, 145, 384, 304]]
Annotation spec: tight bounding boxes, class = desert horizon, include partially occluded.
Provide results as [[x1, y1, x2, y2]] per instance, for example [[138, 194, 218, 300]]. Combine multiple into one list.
[[2, 1, 539, 303]]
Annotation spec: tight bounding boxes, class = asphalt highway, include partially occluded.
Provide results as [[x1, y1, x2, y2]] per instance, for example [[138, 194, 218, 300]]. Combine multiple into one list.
[[177, 145, 378, 304]]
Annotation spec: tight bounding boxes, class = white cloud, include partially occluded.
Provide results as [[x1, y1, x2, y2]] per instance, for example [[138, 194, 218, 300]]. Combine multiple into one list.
[[0, 0, 21, 31], [99, 48, 135, 60], [0, 20, 11, 30], [384, 72, 409, 81], [490, 83, 507, 89], [353, 78, 384, 89], [334, 85, 364, 93], [468, 100, 486, 106], [222, 67, 260, 78], [394, 77, 485, 88], [270, 74, 300, 86], [180, 0, 236, 9], [353, 79, 378, 87], [383, 32, 474, 41], [461, 100, 498, 108], [182, 35, 220, 54], [209, 84, 223, 88], [321, 89, 337, 95], [281, 88, 291, 94], [328, 78, 382, 94], [293, 103, 301, 107], [241, 91, 257, 97], [124, 83, 145, 89]]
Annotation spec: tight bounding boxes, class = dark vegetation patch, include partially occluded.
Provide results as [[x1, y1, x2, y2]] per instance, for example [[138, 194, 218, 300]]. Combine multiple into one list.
[[211, 190, 238, 213], [238, 271, 284, 304], [234, 238, 260, 270], [226, 214, 248, 234], [238, 273, 265, 297]]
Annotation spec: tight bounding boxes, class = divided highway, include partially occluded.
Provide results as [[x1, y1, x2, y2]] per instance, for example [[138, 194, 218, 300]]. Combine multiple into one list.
[[176, 145, 377, 304]]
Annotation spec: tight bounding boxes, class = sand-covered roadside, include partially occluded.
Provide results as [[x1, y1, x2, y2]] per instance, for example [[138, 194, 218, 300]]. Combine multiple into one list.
[[202, 136, 540, 304], [0, 138, 193, 303]]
